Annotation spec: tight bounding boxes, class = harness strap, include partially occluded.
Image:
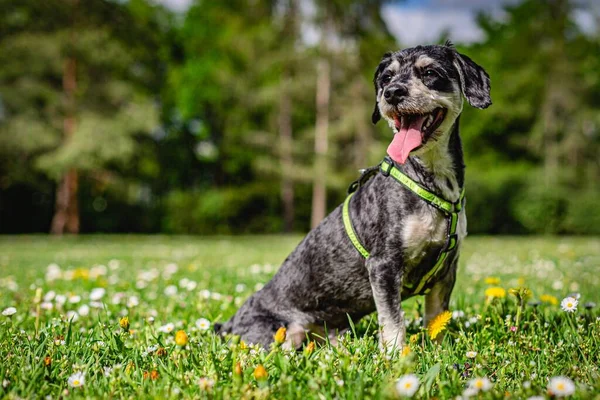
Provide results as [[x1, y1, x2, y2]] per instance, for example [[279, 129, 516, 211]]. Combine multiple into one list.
[[343, 156, 465, 295]]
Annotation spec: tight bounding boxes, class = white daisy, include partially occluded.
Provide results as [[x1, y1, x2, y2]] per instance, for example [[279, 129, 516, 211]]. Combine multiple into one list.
[[395, 374, 420, 397], [164, 285, 178, 296], [127, 296, 139, 308], [44, 291, 56, 302], [195, 318, 211, 331], [41, 302, 54, 311], [158, 323, 175, 333], [68, 295, 81, 304], [78, 305, 90, 316], [2, 307, 17, 316], [548, 376, 575, 397], [526, 397, 545, 400], [89, 288, 106, 301], [560, 297, 578, 313], [466, 351, 477, 359], [66, 311, 79, 322], [468, 377, 492, 392], [67, 372, 85, 387]]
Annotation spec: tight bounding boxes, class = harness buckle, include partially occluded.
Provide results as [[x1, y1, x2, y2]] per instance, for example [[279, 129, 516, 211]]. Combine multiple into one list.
[[380, 158, 393, 177]]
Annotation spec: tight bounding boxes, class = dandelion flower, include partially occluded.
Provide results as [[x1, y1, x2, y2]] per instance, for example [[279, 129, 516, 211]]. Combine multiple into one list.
[[195, 318, 211, 331], [68, 372, 85, 388], [466, 351, 477, 359], [468, 377, 492, 392], [560, 297, 578, 313], [395, 374, 420, 397], [548, 376, 575, 397], [427, 310, 452, 340], [540, 294, 558, 305], [158, 323, 175, 333], [304, 341, 316, 355], [484, 277, 500, 285], [273, 327, 286, 344], [119, 316, 130, 331], [2, 307, 16, 317], [484, 287, 506, 298], [253, 364, 268, 380], [175, 330, 188, 346]]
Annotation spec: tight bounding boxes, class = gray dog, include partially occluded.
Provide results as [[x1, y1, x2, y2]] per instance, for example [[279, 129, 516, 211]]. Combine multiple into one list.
[[215, 42, 491, 352]]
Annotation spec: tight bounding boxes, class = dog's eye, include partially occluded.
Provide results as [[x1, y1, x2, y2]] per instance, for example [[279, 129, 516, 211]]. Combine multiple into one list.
[[424, 69, 438, 77], [381, 74, 392, 85]]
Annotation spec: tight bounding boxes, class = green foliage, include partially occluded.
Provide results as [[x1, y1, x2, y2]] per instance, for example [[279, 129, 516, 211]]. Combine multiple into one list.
[[0, 236, 599, 398], [0, 0, 599, 234], [163, 183, 283, 234]]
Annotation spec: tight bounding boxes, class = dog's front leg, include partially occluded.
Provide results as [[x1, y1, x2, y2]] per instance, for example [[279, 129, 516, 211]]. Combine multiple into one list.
[[367, 256, 404, 353], [424, 258, 457, 343]]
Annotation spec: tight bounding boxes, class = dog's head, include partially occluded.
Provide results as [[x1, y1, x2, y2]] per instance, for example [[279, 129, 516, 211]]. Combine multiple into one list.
[[372, 42, 491, 164]]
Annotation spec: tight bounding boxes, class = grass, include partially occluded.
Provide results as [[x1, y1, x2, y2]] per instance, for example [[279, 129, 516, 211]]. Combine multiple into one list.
[[0, 235, 599, 399]]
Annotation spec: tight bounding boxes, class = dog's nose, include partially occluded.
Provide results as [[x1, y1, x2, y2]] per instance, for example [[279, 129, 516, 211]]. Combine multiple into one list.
[[384, 85, 408, 105]]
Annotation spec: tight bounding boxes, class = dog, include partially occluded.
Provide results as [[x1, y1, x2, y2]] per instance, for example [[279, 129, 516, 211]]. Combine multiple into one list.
[[215, 42, 491, 352]]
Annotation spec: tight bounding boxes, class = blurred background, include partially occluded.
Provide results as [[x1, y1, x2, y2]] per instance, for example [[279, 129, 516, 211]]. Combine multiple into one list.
[[0, 0, 599, 236]]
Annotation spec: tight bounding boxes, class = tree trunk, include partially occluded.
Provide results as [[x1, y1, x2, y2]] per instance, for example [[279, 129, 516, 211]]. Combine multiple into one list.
[[279, 74, 294, 232], [311, 58, 330, 229], [50, 55, 79, 234]]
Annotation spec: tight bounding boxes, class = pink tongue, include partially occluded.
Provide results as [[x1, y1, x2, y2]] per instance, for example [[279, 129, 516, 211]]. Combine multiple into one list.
[[387, 115, 427, 164]]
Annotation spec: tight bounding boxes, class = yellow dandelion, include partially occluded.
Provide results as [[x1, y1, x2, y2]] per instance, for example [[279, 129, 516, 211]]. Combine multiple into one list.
[[273, 327, 286, 345], [540, 294, 559, 305], [484, 277, 500, 285], [304, 341, 316, 356], [253, 364, 268, 380], [484, 287, 506, 298], [239, 340, 248, 350], [175, 330, 188, 346], [233, 362, 243, 376], [401, 346, 411, 357], [410, 334, 419, 344], [427, 310, 452, 340], [119, 316, 130, 331]]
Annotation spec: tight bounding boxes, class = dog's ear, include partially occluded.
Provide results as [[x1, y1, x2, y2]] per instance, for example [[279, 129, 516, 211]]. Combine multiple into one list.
[[454, 52, 492, 109], [371, 52, 392, 124]]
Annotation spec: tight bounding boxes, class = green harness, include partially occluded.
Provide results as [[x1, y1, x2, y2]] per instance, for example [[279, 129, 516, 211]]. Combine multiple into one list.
[[342, 156, 466, 295]]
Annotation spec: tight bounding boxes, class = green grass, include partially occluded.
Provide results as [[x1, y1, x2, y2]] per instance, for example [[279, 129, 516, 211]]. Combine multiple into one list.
[[0, 235, 599, 399]]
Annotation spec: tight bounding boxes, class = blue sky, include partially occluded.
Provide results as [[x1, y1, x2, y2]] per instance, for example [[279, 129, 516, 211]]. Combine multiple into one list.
[[156, 0, 597, 46]]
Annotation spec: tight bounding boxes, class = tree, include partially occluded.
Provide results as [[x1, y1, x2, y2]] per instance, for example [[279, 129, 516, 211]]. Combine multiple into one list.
[[0, 0, 167, 233]]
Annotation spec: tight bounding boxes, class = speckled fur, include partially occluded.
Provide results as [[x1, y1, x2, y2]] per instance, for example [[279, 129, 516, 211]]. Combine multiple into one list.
[[215, 43, 491, 351]]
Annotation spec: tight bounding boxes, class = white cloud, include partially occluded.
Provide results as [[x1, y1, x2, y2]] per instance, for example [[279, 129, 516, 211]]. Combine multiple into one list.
[[382, 5, 484, 46]]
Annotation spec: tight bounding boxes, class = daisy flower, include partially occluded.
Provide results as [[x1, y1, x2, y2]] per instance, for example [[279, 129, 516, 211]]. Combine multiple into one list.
[[427, 310, 452, 340], [68, 372, 85, 388], [196, 318, 211, 331], [466, 351, 477, 359], [526, 397, 545, 400], [395, 374, 420, 397], [89, 288, 106, 301], [484, 287, 506, 298], [2, 307, 16, 317], [560, 297, 578, 313], [548, 376, 575, 397], [468, 377, 493, 392], [158, 323, 175, 333]]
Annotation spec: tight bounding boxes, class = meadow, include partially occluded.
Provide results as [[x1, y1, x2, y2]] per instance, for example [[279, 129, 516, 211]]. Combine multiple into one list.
[[0, 235, 599, 399]]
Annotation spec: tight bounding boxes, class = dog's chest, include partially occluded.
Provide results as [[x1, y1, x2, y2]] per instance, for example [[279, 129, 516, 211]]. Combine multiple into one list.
[[401, 207, 466, 265]]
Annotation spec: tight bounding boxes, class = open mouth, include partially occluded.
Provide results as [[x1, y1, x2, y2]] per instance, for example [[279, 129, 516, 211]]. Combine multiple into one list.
[[387, 107, 447, 164]]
